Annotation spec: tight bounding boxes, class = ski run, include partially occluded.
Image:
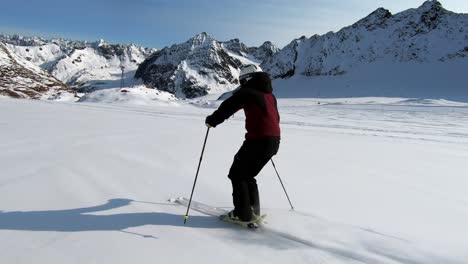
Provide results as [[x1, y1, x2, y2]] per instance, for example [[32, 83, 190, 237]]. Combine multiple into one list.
[[1, 97, 468, 264]]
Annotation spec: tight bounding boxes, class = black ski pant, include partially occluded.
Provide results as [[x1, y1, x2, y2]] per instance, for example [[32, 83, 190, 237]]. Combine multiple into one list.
[[228, 137, 280, 221]]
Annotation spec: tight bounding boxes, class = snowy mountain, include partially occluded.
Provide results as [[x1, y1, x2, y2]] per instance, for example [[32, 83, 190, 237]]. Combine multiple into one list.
[[0, 35, 156, 93], [0, 42, 75, 100], [262, 1, 468, 79], [135, 33, 278, 98]]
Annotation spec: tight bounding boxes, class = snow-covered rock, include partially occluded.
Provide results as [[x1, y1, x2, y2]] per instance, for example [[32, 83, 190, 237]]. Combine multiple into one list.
[[262, 0, 468, 79], [0, 42, 75, 100]]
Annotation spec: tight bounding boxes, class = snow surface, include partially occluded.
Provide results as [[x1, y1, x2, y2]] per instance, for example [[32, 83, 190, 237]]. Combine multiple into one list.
[[1, 97, 467, 264]]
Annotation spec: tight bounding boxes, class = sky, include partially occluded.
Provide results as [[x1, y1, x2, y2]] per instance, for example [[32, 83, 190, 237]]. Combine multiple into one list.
[[0, 0, 467, 49]]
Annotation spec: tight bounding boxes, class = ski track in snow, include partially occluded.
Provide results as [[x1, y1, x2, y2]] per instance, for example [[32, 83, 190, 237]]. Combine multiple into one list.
[[173, 198, 463, 264], [1, 97, 468, 264]]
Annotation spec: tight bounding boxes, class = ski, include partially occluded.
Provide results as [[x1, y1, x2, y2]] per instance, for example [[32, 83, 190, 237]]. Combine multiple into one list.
[[170, 197, 266, 229]]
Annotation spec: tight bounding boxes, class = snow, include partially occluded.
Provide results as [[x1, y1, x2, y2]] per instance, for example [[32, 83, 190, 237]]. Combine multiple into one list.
[[78, 85, 178, 105], [1, 96, 467, 264]]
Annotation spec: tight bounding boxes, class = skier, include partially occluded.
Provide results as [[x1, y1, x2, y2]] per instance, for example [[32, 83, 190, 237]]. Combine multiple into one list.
[[205, 64, 281, 223]]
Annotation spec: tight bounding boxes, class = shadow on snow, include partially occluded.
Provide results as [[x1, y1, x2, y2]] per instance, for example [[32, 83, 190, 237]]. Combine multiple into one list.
[[0, 198, 219, 232]]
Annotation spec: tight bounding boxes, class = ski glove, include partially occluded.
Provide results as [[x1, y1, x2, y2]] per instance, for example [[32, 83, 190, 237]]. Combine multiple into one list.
[[205, 115, 217, 128]]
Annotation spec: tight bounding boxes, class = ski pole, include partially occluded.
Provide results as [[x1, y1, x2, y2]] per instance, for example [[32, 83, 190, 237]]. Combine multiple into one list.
[[271, 158, 294, 210], [184, 127, 210, 224]]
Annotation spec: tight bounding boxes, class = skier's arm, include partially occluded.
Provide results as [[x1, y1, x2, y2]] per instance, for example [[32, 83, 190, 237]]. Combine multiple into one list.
[[206, 90, 245, 127]]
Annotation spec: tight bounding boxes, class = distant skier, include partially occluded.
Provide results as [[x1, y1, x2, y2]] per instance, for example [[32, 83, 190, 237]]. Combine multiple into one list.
[[205, 64, 280, 223]]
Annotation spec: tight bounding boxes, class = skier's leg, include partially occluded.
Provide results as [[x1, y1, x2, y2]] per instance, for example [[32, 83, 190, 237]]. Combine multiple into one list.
[[246, 154, 272, 216], [247, 177, 260, 215], [228, 146, 253, 221], [227, 139, 279, 221], [230, 179, 252, 221]]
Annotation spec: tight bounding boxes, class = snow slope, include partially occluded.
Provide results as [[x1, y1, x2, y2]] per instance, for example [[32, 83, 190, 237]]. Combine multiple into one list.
[[1, 97, 467, 264]]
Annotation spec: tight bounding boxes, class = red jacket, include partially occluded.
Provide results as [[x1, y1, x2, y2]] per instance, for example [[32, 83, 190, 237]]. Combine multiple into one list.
[[207, 72, 280, 140]]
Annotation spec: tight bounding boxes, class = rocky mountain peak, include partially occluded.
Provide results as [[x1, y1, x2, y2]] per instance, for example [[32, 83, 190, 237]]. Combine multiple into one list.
[[418, 0, 444, 13], [353, 7, 392, 30], [189, 32, 214, 48], [258, 41, 279, 52], [417, 0, 448, 29]]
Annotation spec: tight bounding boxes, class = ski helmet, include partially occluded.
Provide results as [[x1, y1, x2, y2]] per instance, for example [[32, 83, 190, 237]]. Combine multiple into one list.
[[239, 64, 262, 85]]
